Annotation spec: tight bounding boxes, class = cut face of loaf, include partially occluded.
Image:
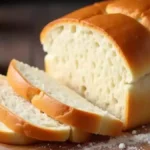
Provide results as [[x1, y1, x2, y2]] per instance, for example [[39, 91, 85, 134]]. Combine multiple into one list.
[[0, 75, 70, 141], [41, 12, 150, 130], [7, 59, 123, 136]]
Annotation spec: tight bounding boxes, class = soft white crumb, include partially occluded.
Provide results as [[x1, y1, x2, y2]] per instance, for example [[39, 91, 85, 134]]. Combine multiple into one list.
[[119, 143, 126, 149]]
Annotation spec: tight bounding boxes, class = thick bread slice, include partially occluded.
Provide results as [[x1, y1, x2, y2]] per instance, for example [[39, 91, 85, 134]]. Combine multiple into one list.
[[0, 122, 36, 145], [40, 4, 150, 130], [0, 75, 70, 142], [7, 59, 123, 136]]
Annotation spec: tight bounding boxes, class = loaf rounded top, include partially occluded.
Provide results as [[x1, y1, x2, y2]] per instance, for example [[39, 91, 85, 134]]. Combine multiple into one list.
[[40, 0, 150, 82]]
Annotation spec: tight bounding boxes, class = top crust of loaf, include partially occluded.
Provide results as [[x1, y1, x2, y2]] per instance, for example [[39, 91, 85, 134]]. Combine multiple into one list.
[[106, 0, 150, 31], [107, 0, 150, 18], [7, 59, 123, 136], [63, 1, 110, 20], [41, 11, 150, 83]]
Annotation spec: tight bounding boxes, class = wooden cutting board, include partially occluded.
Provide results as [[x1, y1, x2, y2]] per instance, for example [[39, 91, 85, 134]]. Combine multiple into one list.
[[0, 125, 150, 150]]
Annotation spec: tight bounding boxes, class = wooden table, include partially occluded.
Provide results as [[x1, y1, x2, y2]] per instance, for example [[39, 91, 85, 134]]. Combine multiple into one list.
[[0, 125, 150, 150]]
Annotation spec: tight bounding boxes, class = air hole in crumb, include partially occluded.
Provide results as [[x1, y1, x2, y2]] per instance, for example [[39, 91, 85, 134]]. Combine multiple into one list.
[[82, 76, 85, 83], [92, 62, 96, 69], [108, 59, 113, 66], [112, 97, 118, 104], [106, 88, 110, 94], [80, 55, 83, 59], [99, 88, 102, 92], [95, 42, 100, 47], [112, 51, 116, 57], [81, 86, 87, 96], [57, 26, 64, 34], [71, 25, 76, 33], [88, 31, 93, 35], [108, 43, 112, 48], [105, 103, 110, 108], [103, 48, 107, 53], [118, 74, 122, 81], [75, 60, 79, 68], [69, 73, 72, 80], [62, 57, 66, 63], [69, 39, 73, 43], [111, 81, 115, 88]]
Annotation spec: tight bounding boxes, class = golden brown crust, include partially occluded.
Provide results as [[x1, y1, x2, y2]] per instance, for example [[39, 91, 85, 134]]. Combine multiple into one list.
[[40, 1, 110, 42], [7, 59, 123, 136], [141, 9, 150, 31], [106, 0, 150, 32], [0, 76, 70, 142], [32, 92, 102, 134], [0, 131, 36, 145], [106, 0, 150, 18], [63, 1, 110, 20]]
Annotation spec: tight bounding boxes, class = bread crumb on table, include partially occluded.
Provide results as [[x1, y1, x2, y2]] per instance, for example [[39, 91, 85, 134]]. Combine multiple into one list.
[[132, 130, 137, 135], [119, 143, 126, 149]]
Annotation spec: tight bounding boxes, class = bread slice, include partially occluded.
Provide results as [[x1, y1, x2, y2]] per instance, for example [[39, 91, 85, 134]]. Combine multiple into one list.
[[0, 122, 36, 145], [7, 59, 123, 136], [40, 1, 150, 130], [0, 75, 71, 142]]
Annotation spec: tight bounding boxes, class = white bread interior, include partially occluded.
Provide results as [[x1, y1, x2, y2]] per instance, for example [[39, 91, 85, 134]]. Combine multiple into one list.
[[0, 75, 70, 141], [43, 23, 131, 120], [12, 60, 122, 135], [42, 20, 150, 130]]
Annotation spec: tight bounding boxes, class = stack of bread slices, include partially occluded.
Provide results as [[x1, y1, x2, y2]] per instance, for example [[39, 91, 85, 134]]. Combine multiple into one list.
[[1, 0, 150, 145]]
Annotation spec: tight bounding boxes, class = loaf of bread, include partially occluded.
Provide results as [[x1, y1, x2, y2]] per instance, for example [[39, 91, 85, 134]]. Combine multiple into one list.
[[7, 59, 123, 136], [40, 0, 150, 130], [0, 75, 91, 142]]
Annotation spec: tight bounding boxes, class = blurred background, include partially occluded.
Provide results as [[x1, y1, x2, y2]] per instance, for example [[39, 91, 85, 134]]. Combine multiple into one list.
[[0, 0, 103, 74]]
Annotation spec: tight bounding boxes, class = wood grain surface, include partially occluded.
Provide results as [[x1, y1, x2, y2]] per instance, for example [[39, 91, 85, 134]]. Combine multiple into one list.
[[0, 125, 150, 150]]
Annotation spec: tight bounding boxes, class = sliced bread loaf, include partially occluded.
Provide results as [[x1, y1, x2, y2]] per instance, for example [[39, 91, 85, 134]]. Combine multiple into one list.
[[40, 2, 150, 130], [7, 59, 123, 136], [0, 75, 80, 142], [0, 122, 36, 145]]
